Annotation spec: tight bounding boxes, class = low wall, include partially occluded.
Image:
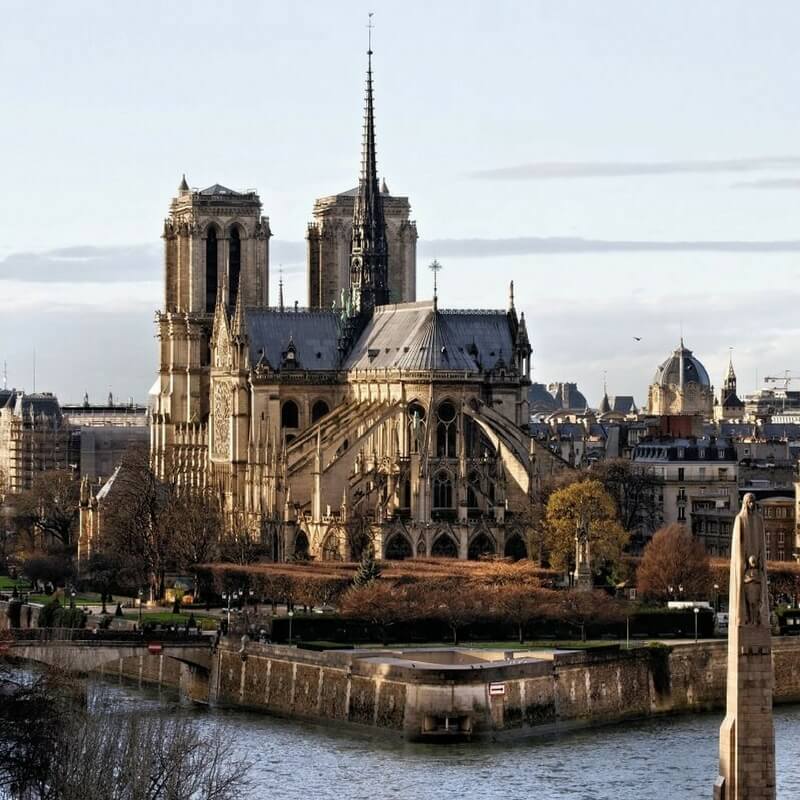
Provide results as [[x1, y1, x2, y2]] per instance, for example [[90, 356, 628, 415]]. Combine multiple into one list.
[[0, 600, 40, 630], [203, 638, 800, 741]]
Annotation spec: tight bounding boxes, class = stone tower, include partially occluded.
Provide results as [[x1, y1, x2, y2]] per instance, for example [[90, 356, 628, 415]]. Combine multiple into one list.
[[306, 184, 417, 310], [151, 178, 271, 477]]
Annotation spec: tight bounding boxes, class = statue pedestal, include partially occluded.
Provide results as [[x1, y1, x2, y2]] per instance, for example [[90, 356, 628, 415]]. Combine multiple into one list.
[[715, 625, 775, 800]]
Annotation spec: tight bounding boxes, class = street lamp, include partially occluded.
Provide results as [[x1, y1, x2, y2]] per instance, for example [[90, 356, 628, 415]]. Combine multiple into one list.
[[668, 585, 674, 601], [713, 583, 720, 613], [287, 610, 294, 646], [69, 588, 76, 609], [694, 607, 700, 643], [222, 591, 235, 631], [137, 588, 143, 626]]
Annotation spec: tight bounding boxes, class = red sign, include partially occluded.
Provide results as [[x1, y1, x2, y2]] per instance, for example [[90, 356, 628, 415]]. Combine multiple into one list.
[[147, 643, 163, 655]]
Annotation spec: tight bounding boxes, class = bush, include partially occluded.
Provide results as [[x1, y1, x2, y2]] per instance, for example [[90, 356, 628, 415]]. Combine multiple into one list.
[[37, 598, 87, 630]]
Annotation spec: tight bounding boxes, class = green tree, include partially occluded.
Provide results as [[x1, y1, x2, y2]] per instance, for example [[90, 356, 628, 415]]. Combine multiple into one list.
[[352, 552, 382, 588], [544, 479, 628, 575]]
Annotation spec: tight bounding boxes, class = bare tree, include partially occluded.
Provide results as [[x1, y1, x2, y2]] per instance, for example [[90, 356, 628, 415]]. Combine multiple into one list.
[[14, 469, 80, 550], [49, 708, 251, 800], [103, 446, 178, 600]]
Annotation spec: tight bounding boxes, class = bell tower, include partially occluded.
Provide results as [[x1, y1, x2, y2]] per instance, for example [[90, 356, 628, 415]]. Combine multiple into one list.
[[151, 177, 271, 476]]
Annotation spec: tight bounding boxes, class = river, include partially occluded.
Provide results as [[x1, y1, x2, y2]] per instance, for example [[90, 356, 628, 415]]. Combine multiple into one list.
[[98, 678, 800, 800]]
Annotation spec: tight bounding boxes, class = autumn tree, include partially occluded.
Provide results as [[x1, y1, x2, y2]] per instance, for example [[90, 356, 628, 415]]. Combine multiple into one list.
[[492, 584, 547, 644], [413, 578, 491, 645], [544, 589, 625, 642], [339, 581, 412, 644], [544, 479, 628, 575], [636, 524, 711, 602], [14, 469, 81, 550]]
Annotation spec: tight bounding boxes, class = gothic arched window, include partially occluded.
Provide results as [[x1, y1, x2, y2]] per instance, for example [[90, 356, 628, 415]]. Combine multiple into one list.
[[311, 400, 330, 423], [205, 226, 219, 313], [229, 226, 241, 307], [385, 534, 412, 560], [281, 400, 299, 429], [294, 531, 310, 560], [468, 532, 495, 560], [431, 534, 458, 558], [436, 401, 457, 458], [504, 533, 528, 561], [433, 470, 453, 509]]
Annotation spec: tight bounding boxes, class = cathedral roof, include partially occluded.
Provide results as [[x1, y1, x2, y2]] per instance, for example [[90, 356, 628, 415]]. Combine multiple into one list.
[[344, 301, 515, 372], [199, 184, 241, 196], [652, 340, 711, 388], [245, 309, 340, 371]]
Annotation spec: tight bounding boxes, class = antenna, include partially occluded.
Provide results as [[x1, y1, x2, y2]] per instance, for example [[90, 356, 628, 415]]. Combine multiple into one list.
[[367, 11, 374, 53], [32, 349, 36, 394]]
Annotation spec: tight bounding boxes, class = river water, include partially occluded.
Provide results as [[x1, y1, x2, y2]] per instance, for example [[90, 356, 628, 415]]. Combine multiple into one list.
[[99, 679, 800, 800]]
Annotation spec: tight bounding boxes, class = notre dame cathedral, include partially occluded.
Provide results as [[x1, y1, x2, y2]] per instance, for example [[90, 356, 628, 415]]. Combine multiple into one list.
[[148, 46, 564, 563]]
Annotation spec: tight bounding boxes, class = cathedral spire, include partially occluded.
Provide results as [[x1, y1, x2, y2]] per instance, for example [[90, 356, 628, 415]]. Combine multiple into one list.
[[349, 14, 389, 315]]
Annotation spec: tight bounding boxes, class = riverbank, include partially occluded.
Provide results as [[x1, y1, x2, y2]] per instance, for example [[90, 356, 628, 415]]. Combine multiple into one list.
[[97, 636, 800, 741]]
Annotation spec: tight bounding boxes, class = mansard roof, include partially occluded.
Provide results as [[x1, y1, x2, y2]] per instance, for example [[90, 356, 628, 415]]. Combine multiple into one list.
[[245, 308, 340, 371], [344, 301, 515, 373]]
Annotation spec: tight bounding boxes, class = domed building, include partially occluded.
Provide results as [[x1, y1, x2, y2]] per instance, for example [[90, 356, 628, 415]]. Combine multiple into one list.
[[647, 339, 714, 418]]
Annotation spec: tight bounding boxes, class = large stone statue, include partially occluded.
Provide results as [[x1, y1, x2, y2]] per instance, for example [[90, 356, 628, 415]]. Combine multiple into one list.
[[714, 493, 775, 800]]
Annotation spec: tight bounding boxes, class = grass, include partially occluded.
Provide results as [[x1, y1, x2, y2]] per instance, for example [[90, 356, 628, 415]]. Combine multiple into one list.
[[332, 639, 628, 651], [124, 611, 219, 631], [0, 576, 31, 590]]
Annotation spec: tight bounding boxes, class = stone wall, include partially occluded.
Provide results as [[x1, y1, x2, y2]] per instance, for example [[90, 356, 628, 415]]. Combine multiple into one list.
[[204, 638, 800, 741]]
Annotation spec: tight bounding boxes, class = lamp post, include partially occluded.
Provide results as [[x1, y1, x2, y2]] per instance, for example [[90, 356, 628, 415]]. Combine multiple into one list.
[[668, 585, 674, 602], [713, 583, 720, 613], [69, 588, 76, 609], [137, 588, 143, 626], [287, 610, 294, 646], [694, 606, 700, 643]]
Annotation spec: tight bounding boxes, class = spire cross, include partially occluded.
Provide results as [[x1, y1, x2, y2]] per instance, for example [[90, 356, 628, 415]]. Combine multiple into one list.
[[367, 11, 374, 54], [429, 259, 443, 304]]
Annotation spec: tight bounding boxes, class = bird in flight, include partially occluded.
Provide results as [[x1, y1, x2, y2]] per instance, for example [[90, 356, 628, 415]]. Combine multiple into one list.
[[633, 337, 642, 341]]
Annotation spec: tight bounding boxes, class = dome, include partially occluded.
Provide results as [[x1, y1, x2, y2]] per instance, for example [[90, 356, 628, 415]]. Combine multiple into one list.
[[652, 340, 711, 388]]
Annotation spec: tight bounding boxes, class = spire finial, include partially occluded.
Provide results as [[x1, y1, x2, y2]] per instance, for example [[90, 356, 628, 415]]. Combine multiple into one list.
[[367, 11, 374, 55], [508, 280, 515, 311], [179, 173, 189, 192], [429, 259, 442, 311], [349, 12, 389, 314], [278, 265, 284, 312]]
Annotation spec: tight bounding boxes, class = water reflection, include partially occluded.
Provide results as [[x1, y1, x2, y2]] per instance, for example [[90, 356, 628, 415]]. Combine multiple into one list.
[[92, 678, 800, 800]]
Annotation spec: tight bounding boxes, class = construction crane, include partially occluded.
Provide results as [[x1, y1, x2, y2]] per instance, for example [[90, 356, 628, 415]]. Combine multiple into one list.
[[764, 371, 800, 390]]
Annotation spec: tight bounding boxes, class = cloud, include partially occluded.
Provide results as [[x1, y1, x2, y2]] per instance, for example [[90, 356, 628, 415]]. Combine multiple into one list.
[[469, 156, 800, 181], [528, 288, 800, 406], [420, 236, 800, 259], [731, 178, 800, 190], [0, 241, 305, 283]]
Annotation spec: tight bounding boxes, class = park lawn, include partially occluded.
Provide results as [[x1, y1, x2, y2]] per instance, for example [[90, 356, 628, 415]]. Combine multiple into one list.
[[124, 611, 219, 631], [0, 576, 31, 590], [355, 640, 628, 651], [28, 593, 101, 606]]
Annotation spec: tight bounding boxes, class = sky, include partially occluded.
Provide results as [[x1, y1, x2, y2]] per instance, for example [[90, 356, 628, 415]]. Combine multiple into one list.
[[1, 1, 800, 405]]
